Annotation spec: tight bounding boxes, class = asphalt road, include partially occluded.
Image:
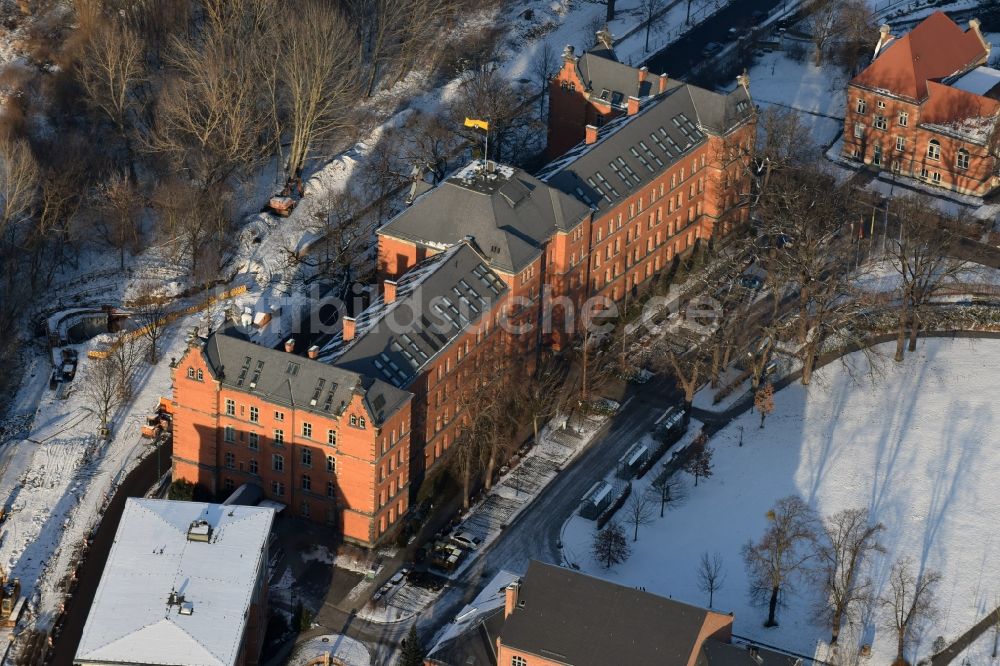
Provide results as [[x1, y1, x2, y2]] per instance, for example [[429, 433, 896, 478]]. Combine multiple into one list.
[[331, 372, 681, 664], [643, 0, 786, 79]]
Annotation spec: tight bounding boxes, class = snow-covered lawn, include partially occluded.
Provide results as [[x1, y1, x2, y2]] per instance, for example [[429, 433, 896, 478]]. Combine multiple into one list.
[[564, 338, 1000, 665]]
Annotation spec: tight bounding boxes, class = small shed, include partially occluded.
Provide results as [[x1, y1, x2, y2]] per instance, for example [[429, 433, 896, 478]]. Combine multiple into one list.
[[616, 443, 649, 479], [579, 481, 614, 520]]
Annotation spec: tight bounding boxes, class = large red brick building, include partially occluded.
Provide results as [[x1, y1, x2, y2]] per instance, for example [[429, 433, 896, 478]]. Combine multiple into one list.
[[843, 12, 1000, 196], [169, 40, 756, 547]]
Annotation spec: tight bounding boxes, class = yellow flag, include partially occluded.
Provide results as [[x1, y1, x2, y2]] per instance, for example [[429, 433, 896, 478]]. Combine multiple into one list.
[[464, 117, 490, 131]]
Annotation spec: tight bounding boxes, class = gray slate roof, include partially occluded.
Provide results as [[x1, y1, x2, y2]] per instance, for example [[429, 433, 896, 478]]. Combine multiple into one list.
[[499, 561, 719, 666], [322, 242, 508, 388], [539, 83, 754, 212], [576, 48, 667, 106], [201, 328, 411, 426], [699, 641, 801, 666], [378, 162, 590, 274], [426, 607, 503, 666]]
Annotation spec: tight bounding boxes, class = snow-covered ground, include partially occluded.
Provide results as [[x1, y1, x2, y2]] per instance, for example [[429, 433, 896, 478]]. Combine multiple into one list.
[[287, 634, 371, 666], [564, 338, 1000, 665]]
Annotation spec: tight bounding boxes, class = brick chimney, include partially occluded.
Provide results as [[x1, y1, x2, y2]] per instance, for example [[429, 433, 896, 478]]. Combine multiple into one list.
[[873, 24, 893, 59], [342, 316, 356, 342], [638, 66, 648, 86], [504, 581, 520, 619], [969, 18, 991, 56], [308, 345, 319, 360], [384, 279, 398, 304], [627, 96, 641, 116], [658, 73, 669, 94], [284, 338, 295, 353], [585, 124, 599, 144]]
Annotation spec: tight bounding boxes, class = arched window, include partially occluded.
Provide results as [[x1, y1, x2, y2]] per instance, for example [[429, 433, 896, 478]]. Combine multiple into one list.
[[927, 139, 941, 160], [957, 148, 970, 170]]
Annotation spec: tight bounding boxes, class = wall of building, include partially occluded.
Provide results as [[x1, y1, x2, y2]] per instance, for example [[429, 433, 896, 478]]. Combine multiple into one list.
[[170, 344, 412, 546], [546, 56, 627, 160], [843, 85, 999, 196]]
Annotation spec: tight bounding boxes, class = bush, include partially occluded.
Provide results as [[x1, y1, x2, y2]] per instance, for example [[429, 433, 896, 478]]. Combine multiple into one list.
[[168, 479, 195, 501]]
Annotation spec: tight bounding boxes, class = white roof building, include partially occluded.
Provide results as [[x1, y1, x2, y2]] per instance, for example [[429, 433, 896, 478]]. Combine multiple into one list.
[[75, 499, 275, 666]]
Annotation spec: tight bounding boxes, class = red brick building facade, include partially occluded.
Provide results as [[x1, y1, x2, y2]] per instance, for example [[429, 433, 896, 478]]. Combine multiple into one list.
[[843, 12, 1000, 196], [170, 41, 756, 548], [170, 332, 413, 546]]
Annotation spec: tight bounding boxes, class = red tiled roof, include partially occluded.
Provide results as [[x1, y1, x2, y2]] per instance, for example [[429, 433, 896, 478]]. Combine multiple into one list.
[[922, 81, 1000, 125], [851, 12, 988, 101]]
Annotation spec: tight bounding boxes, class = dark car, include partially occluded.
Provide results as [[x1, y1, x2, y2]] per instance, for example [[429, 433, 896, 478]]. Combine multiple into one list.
[[739, 275, 764, 290]]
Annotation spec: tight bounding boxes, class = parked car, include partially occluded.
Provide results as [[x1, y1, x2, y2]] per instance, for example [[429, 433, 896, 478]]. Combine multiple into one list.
[[587, 398, 622, 416], [450, 531, 482, 550], [739, 274, 764, 290]]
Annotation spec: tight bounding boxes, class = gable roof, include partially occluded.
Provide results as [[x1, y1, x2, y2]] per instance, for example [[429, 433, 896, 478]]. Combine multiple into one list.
[[201, 327, 411, 426], [919, 80, 1000, 143], [377, 162, 590, 274], [76, 499, 275, 666], [499, 561, 730, 666], [321, 242, 508, 388], [576, 48, 667, 106], [851, 12, 988, 101], [540, 83, 753, 212]]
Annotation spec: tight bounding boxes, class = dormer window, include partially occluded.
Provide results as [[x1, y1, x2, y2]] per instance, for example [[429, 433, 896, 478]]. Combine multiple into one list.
[[600, 88, 610, 100]]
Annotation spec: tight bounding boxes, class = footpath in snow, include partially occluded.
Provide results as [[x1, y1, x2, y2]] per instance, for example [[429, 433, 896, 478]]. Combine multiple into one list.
[[564, 338, 1000, 665]]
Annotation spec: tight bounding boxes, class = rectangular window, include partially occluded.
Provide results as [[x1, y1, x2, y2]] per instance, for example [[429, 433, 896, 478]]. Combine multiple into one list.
[[873, 115, 887, 130], [927, 141, 941, 160], [898, 111, 908, 126], [932, 171, 941, 183], [327, 456, 336, 473], [302, 474, 311, 491], [327, 481, 335, 498], [272, 454, 284, 471], [327, 429, 336, 446], [301, 448, 312, 466], [877, 100, 886, 109], [302, 422, 312, 438], [271, 481, 284, 497], [249, 406, 259, 423], [274, 411, 284, 421], [225, 399, 235, 416], [248, 432, 259, 451], [224, 426, 235, 443], [957, 150, 970, 170], [872, 145, 882, 166], [856, 98, 866, 114], [274, 429, 284, 445], [854, 123, 864, 139], [224, 451, 235, 468], [249, 459, 258, 475], [895, 136, 905, 152]]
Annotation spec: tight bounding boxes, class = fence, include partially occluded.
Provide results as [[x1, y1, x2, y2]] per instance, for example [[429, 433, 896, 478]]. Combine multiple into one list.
[[86, 284, 248, 360]]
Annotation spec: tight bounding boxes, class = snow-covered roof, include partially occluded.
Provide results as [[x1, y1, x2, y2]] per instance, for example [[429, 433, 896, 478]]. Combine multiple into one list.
[[75, 499, 275, 666], [952, 66, 1000, 97]]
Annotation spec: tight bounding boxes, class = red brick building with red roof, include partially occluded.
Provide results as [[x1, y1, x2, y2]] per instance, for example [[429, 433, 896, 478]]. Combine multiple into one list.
[[843, 12, 1000, 196]]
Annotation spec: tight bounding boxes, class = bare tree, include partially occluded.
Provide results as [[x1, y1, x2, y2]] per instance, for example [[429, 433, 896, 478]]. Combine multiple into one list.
[[76, 15, 147, 172], [532, 40, 560, 120], [82, 356, 122, 432], [743, 495, 817, 627], [654, 345, 706, 408], [284, 189, 373, 287], [95, 171, 142, 270], [448, 62, 534, 163], [108, 332, 149, 403], [131, 282, 170, 364], [592, 520, 630, 568], [754, 382, 774, 429], [271, 1, 363, 178], [152, 178, 233, 281], [0, 132, 38, 237], [624, 491, 654, 542], [145, 12, 271, 190], [697, 551, 726, 607], [886, 196, 967, 362], [648, 474, 685, 517], [813, 507, 886, 644], [881, 556, 941, 665], [638, 0, 667, 52], [683, 434, 713, 487]]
